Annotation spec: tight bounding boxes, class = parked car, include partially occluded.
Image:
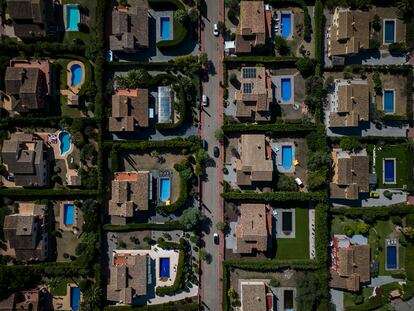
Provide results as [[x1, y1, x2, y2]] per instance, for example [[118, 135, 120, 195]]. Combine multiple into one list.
[[6, 175, 14, 182], [202, 94, 208, 107], [370, 191, 380, 198], [213, 146, 220, 157], [295, 177, 303, 187], [213, 23, 219, 36], [213, 233, 219, 244], [201, 139, 208, 150]]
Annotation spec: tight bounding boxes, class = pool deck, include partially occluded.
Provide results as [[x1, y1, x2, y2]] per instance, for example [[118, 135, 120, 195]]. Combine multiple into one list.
[[271, 142, 296, 174], [66, 60, 85, 94], [152, 10, 174, 43], [385, 239, 399, 270], [59, 201, 79, 232], [51, 283, 82, 311], [273, 208, 296, 239]]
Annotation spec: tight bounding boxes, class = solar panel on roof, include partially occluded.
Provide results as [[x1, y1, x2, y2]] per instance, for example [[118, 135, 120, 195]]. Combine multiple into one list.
[[243, 83, 252, 94], [242, 68, 256, 79]]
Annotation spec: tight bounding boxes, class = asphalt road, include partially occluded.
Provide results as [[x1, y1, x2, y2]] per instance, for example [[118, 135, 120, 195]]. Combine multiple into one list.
[[200, 0, 222, 310]]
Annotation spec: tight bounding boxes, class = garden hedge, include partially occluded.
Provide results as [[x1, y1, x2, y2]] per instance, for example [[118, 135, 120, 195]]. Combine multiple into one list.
[[103, 221, 185, 231], [221, 191, 327, 202], [0, 188, 98, 197], [331, 204, 414, 218], [103, 303, 199, 311], [222, 123, 316, 133], [314, 0, 324, 68], [315, 204, 329, 265], [224, 56, 299, 64]]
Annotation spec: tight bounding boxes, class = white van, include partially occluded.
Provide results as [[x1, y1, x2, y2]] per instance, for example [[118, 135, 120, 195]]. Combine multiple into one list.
[[202, 94, 208, 107]]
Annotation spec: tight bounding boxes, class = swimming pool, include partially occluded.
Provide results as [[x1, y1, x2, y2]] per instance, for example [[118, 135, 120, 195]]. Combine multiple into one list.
[[70, 64, 83, 86], [63, 203, 75, 225], [384, 159, 396, 183], [384, 20, 395, 44], [159, 177, 171, 202], [281, 145, 293, 170], [160, 17, 171, 40], [65, 5, 80, 31], [281, 13, 292, 39], [59, 131, 71, 156], [159, 257, 170, 278], [71, 287, 81, 311], [383, 90, 394, 113], [284, 290, 294, 311], [281, 78, 292, 102], [282, 211, 292, 232], [386, 245, 397, 269]]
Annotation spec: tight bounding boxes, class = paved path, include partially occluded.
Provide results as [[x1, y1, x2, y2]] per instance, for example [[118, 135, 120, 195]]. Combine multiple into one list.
[[330, 288, 344, 311], [199, 0, 224, 310]]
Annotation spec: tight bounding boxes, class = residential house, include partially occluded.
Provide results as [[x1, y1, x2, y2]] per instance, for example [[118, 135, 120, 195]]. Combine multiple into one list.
[[106, 251, 149, 305], [109, 89, 149, 132], [330, 148, 369, 200], [330, 235, 370, 291], [235, 67, 272, 122], [109, 2, 149, 53], [0, 288, 50, 311], [3, 203, 49, 262], [6, 0, 54, 40], [328, 8, 370, 57], [329, 80, 369, 128], [4, 63, 50, 113], [1, 133, 49, 187], [235, 1, 269, 53], [235, 134, 273, 186], [235, 204, 272, 254], [108, 171, 151, 225], [240, 281, 273, 311]]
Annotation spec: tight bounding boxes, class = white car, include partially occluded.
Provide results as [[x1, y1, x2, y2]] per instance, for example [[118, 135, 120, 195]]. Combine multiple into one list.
[[295, 177, 303, 187], [213, 23, 219, 36], [202, 94, 208, 106]]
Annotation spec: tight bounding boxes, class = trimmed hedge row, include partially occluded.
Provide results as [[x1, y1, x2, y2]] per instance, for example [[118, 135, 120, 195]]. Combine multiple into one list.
[[315, 203, 329, 265], [107, 61, 187, 68], [222, 123, 316, 133], [103, 303, 199, 311], [0, 188, 98, 197], [314, 0, 324, 68], [224, 56, 299, 64], [221, 191, 327, 202], [223, 259, 319, 271], [102, 221, 185, 232], [331, 204, 414, 218]]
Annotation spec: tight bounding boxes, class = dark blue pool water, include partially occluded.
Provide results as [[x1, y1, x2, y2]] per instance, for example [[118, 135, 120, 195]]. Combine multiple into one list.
[[281, 78, 292, 102], [159, 257, 170, 278], [384, 90, 394, 113], [386, 245, 397, 269], [71, 287, 80, 311], [384, 20, 395, 44], [384, 159, 395, 183]]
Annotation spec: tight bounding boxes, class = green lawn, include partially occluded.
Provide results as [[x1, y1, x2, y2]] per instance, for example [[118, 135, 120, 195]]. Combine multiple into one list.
[[274, 207, 309, 260], [50, 279, 69, 296], [60, 95, 83, 118], [368, 220, 405, 276], [375, 144, 413, 190]]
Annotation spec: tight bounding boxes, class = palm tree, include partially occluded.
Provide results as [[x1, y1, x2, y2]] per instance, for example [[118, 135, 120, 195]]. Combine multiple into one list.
[[82, 284, 101, 310]]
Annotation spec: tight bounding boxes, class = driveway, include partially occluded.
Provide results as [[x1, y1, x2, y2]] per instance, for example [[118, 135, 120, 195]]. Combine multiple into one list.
[[200, 0, 224, 310]]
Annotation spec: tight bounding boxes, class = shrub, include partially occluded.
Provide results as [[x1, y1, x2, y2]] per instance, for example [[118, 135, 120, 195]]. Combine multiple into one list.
[[307, 151, 330, 171], [384, 190, 393, 199], [174, 9, 188, 24], [277, 175, 298, 192], [372, 15, 381, 32], [307, 171, 327, 191], [340, 137, 361, 151], [372, 71, 382, 95], [389, 42, 406, 54], [295, 57, 316, 78], [269, 278, 280, 287], [357, 223, 370, 235], [274, 36, 290, 55], [391, 215, 403, 226]]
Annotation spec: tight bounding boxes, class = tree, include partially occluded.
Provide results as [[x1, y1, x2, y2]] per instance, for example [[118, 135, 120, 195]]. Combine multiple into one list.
[[307, 151, 330, 171], [115, 69, 151, 89], [198, 52, 209, 67], [199, 249, 208, 261], [217, 21, 225, 34], [216, 221, 230, 234], [340, 137, 361, 151], [188, 8, 199, 23], [229, 73, 238, 85], [307, 171, 326, 191], [80, 143, 97, 164], [82, 284, 101, 310], [295, 57, 315, 78], [214, 128, 224, 142], [274, 36, 290, 56], [174, 9, 188, 24], [357, 223, 370, 234], [277, 175, 298, 192], [397, 0, 414, 20], [304, 76, 324, 112], [179, 208, 203, 229], [296, 272, 326, 311], [372, 71, 382, 95]]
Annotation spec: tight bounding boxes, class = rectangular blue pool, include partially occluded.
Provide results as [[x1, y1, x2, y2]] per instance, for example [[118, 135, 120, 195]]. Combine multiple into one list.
[[384, 159, 396, 183], [386, 245, 397, 269], [63, 204, 75, 225], [282, 145, 293, 170], [384, 90, 394, 113], [71, 287, 81, 311], [384, 20, 395, 44], [160, 17, 171, 40], [159, 177, 171, 202], [281, 13, 291, 39], [159, 257, 170, 278], [66, 5, 80, 31], [281, 78, 292, 102], [282, 211, 292, 232]]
